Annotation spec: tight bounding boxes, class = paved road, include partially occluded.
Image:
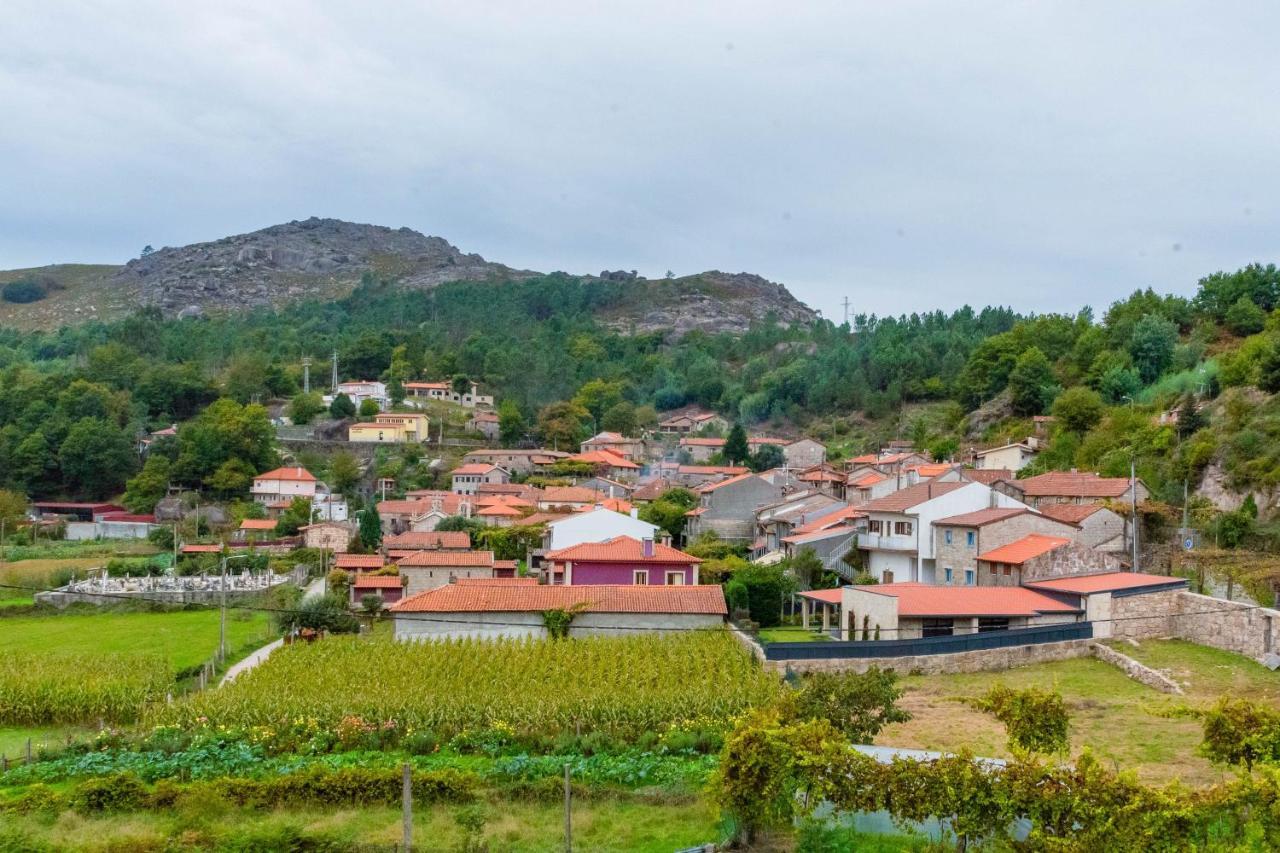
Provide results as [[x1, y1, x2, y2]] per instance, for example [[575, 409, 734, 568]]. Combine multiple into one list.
[[302, 576, 326, 602]]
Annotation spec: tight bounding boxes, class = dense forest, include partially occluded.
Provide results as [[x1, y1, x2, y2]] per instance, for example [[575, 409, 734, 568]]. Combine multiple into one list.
[[2, 264, 1280, 548]]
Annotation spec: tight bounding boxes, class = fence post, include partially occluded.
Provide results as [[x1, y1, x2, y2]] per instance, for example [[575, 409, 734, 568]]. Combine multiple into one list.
[[563, 762, 572, 853], [24, 738, 31, 764], [2, 755, 8, 773], [402, 762, 412, 852]]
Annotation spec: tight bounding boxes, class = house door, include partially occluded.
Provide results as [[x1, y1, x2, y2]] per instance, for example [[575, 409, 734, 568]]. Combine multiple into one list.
[[882, 570, 894, 584]]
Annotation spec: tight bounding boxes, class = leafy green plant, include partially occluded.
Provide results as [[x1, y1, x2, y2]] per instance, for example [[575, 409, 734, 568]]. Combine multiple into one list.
[[1199, 697, 1280, 770], [971, 684, 1070, 754], [792, 668, 911, 743]]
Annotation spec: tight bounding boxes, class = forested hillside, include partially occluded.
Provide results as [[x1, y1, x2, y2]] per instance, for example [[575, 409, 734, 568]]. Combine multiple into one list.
[[2, 263, 1279, 548]]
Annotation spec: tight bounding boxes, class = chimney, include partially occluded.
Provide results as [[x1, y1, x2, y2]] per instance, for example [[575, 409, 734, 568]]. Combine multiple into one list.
[[630, 508, 639, 520], [642, 537, 655, 558], [660, 533, 672, 547]]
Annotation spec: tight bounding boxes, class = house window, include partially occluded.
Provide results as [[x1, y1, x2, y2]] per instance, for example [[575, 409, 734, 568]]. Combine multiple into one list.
[[633, 570, 649, 584], [978, 617, 1010, 633], [944, 567, 953, 584], [989, 563, 997, 575], [893, 521, 912, 536], [921, 618, 953, 638], [665, 571, 685, 585], [966, 531, 976, 547], [868, 519, 882, 534], [1003, 564, 1013, 576], [964, 569, 975, 586], [944, 530, 953, 545]]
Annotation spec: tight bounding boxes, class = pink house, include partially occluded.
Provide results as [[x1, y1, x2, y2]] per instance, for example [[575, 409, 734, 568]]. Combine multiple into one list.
[[543, 536, 701, 586]]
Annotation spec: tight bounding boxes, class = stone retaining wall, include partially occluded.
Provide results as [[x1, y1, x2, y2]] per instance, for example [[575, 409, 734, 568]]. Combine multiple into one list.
[[1090, 642, 1183, 694], [1110, 589, 1280, 659], [760, 637, 1095, 676]]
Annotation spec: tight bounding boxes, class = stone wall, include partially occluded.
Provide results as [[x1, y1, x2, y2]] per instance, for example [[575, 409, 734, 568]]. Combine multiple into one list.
[[1108, 589, 1280, 659], [761, 637, 1095, 676], [1018, 541, 1126, 585], [1091, 642, 1182, 694]]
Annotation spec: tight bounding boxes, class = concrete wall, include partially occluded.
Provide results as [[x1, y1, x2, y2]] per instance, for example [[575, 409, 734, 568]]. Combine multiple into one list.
[[400, 566, 495, 597], [697, 476, 783, 541], [784, 440, 827, 469], [977, 445, 1035, 471], [1076, 509, 1127, 551]]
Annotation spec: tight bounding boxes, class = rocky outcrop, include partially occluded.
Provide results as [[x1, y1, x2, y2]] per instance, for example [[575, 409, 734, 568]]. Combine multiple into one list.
[[595, 271, 816, 335]]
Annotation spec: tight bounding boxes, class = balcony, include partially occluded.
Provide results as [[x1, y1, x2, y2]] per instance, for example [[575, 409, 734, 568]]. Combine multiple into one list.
[[856, 532, 917, 553]]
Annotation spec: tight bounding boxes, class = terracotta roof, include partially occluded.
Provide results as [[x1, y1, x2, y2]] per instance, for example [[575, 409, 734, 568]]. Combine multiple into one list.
[[854, 583, 1082, 617], [568, 450, 640, 469], [477, 503, 523, 517], [960, 468, 1015, 485], [1025, 572, 1187, 595], [798, 588, 843, 604], [520, 512, 572, 526], [490, 561, 519, 571], [254, 466, 317, 482], [782, 524, 859, 545], [849, 453, 880, 465], [862, 481, 968, 513], [631, 480, 675, 501], [678, 465, 749, 476], [391, 582, 727, 615], [850, 472, 886, 488], [583, 431, 629, 443], [698, 472, 760, 493], [378, 496, 469, 516], [575, 498, 635, 514], [1039, 504, 1105, 524], [684, 507, 707, 516], [404, 381, 450, 390], [180, 544, 222, 553], [1011, 471, 1136, 498], [793, 505, 866, 535], [977, 534, 1071, 565], [383, 531, 471, 550], [540, 486, 604, 504], [934, 508, 1033, 528], [335, 554, 386, 569], [476, 494, 534, 508], [546, 535, 701, 564], [352, 575, 405, 588], [800, 469, 845, 483], [398, 550, 495, 567], [679, 437, 726, 447], [453, 463, 503, 476], [238, 518, 278, 530], [910, 463, 954, 478]]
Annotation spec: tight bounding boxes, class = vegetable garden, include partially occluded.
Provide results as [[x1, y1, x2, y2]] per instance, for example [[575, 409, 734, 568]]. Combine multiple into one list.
[[158, 631, 780, 736]]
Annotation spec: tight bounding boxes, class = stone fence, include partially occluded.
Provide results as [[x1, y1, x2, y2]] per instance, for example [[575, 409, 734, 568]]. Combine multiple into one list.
[[1108, 589, 1280, 659]]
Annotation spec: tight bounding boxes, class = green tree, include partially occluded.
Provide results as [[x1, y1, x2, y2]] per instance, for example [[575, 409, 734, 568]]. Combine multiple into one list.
[[387, 377, 406, 408], [328, 450, 360, 495], [793, 668, 912, 742], [357, 398, 380, 418], [1051, 386, 1105, 433], [12, 431, 57, 492], [1129, 313, 1178, 384], [1008, 347, 1059, 416], [537, 400, 590, 449], [1176, 394, 1205, 438], [451, 374, 471, 396], [329, 393, 357, 419], [1258, 337, 1280, 394], [724, 423, 750, 464], [572, 379, 625, 423], [275, 497, 313, 537], [0, 489, 27, 532], [122, 454, 171, 513], [173, 399, 276, 487], [497, 399, 525, 446], [600, 401, 638, 436], [59, 418, 137, 499], [206, 458, 256, 496], [289, 392, 325, 425], [735, 563, 788, 628], [749, 443, 785, 472], [638, 487, 699, 540], [1098, 365, 1142, 405], [1225, 296, 1266, 336], [358, 506, 382, 550], [974, 684, 1070, 754], [1199, 697, 1280, 770]]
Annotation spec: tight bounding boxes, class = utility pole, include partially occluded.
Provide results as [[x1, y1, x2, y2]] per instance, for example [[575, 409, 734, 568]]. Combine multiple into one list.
[[402, 762, 413, 851], [331, 349, 339, 391], [1130, 459, 1139, 573], [302, 357, 312, 394], [841, 296, 850, 327], [220, 554, 249, 661], [563, 763, 572, 853]]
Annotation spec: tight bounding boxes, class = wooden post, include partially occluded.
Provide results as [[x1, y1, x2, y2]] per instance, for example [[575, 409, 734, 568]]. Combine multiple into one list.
[[563, 763, 572, 853], [401, 762, 412, 852], [1, 755, 7, 773], [24, 738, 31, 764]]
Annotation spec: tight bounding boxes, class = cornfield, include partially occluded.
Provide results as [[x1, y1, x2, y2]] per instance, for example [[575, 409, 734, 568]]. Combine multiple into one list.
[[0, 653, 171, 724], [159, 631, 781, 735]]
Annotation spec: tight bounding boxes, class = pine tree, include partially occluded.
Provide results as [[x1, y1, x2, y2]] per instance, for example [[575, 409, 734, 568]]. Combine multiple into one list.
[[359, 506, 382, 550], [724, 423, 750, 465]]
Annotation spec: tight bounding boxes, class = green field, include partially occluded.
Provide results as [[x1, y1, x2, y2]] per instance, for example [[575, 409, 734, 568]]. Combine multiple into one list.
[[758, 625, 828, 643], [880, 639, 1280, 785], [0, 609, 271, 674]]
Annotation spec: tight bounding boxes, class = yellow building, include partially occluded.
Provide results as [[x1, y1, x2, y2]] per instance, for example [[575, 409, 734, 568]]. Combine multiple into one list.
[[348, 412, 430, 443]]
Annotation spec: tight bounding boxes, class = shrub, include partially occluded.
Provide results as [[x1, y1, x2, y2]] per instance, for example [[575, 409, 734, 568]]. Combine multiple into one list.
[[72, 772, 149, 812], [724, 579, 748, 613], [793, 668, 911, 743], [972, 684, 1070, 754], [1200, 697, 1280, 770], [1, 278, 47, 304], [734, 564, 788, 628]]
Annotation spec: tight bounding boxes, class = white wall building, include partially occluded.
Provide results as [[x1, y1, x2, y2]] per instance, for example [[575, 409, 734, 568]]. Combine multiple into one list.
[[544, 507, 660, 551]]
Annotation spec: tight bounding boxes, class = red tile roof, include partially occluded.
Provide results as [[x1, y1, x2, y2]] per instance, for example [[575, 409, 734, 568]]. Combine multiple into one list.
[[540, 486, 605, 504], [575, 498, 635, 514], [384, 531, 471, 550], [910, 463, 954, 478], [862, 481, 967, 513], [782, 524, 860, 545], [520, 512, 572, 526], [698, 472, 759, 493], [453, 463, 503, 476], [793, 505, 866, 535], [798, 588, 843, 604], [977, 534, 1071, 565], [335, 554, 386, 569], [476, 494, 534, 508], [678, 465, 749, 476], [391, 582, 727, 615], [180, 544, 222, 554], [254, 466, 317, 482], [545, 535, 701, 564], [568, 450, 640, 469], [1011, 471, 1136, 498], [960, 468, 1015, 486], [238, 518, 278, 530], [934, 508, 1033, 528], [1024, 572, 1186, 595], [679, 437, 726, 447], [352, 575, 404, 588], [398, 550, 495, 568], [477, 503, 523, 517], [850, 472, 886, 488], [1038, 504, 1105, 524], [853, 582, 1082, 617]]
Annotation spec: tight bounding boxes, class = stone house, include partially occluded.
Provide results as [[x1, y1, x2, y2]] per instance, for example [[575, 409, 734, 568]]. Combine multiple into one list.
[[1038, 503, 1128, 551], [754, 491, 847, 554], [349, 574, 405, 607], [678, 436, 725, 463], [782, 438, 827, 469], [976, 534, 1125, 587], [466, 410, 500, 441], [674, 465, 750, 488], [462, 449, 570, 475], [450, 464, 511, 496], [684, 473, 784, 542], [396, 550, 497, 596], [581, 431, 646, 462], [932, 507, 1082, 587], [657, 411, 729, 434], [994, 471, 1149, 509], [833, 583, 1084, 640], [390, 579, 726, 641]]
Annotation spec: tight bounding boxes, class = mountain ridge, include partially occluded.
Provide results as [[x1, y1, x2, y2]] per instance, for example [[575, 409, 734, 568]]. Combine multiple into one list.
[[0, 217, 816, 334]]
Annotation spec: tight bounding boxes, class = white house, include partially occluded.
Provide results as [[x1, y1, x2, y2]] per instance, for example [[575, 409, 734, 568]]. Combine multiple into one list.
[[330, 380, 388, 410], [450, 464, 511, 496], [250, 467, 320, 507], [856, 480, 1030, 584], [975, 441, 1039, 471], [544, 507, 660, 551]]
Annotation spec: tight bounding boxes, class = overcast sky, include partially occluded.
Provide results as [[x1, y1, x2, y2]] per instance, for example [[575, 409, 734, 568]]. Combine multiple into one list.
[[2, 2, 1277, 319]]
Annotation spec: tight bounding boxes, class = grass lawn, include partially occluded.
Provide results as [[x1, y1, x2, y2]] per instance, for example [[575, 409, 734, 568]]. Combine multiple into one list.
[[758, 625, 829, 643], [1, 800, 726, 852], [0, 609, 273, 674], [878, 640, 1278, 786]]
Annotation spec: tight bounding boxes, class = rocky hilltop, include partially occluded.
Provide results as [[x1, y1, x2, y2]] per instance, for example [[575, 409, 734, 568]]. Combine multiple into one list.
[[0, 218, 816, 333]]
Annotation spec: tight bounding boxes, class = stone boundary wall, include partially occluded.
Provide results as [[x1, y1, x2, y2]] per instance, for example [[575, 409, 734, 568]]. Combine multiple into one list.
[[1110, 589, 1280, 659], [1090, 642, 1183, 694], [729, 623, 767, 664], [760, 637, 1095, 676]]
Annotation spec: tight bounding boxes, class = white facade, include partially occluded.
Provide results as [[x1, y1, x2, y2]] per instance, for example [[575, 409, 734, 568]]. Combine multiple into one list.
[[976, 443, 1037, 471], [860, 483, 1030, 583], [545, 508, 660, 551], [329, 380, 388, 410]]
